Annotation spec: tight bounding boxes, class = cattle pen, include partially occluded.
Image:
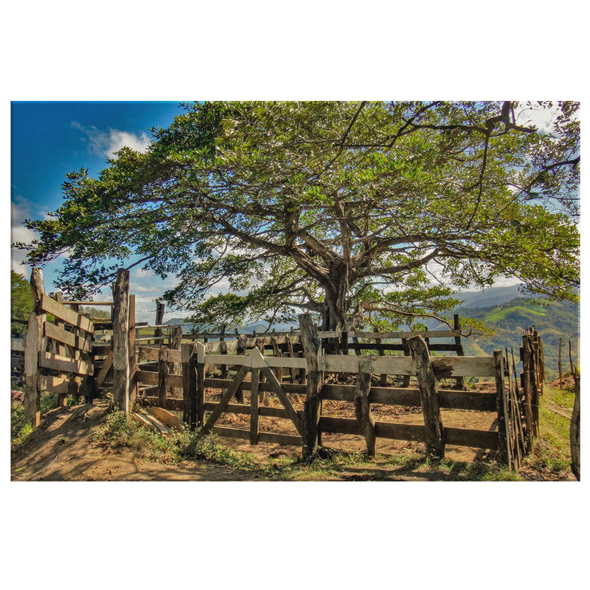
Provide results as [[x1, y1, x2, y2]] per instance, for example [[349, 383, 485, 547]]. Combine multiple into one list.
[[22, 268, 545, 471]]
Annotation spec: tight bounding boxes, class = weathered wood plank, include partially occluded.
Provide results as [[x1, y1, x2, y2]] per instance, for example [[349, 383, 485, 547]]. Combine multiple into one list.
[[204, 379, 307, 395], [96, 350, 113, 388], [321, 384, 497, 411], [44, 321, 92, 352], [321, 354, 494, 377], [263, 356, 308, 369], [136, 370, 158, 385], [149, 406, 184, 431], [138, 346, 182, 364], [39, 375, 69, 394], [39, 352, 92, 376], [40, 294, 94, 333], [322, 355, 414, 374], [349, 343, 463, 352], [347, 330, 460, 339]]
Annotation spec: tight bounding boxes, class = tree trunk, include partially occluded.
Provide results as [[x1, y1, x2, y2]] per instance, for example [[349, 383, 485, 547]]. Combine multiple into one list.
[[322, 266, 350, 353]]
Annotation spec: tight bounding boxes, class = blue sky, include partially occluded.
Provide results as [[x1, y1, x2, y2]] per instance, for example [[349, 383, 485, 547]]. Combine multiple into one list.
[[10, 101, 189, 320]]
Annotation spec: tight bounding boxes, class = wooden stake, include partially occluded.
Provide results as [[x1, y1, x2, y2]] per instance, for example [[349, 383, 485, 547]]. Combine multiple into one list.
[[112, 269, 130, 413], [354, 360, 376, 456], [158, 346, 169, 408], [300, 313, 323, 459], [181, 342, 197, 428], [408, 335, 445, 459], [493, 350, 510, 466], [24, 269, 46, 427]]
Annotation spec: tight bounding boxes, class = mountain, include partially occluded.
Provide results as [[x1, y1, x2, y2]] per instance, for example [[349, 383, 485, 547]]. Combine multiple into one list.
[[458, 297, 579, 378], [453, 285, 532, 309]]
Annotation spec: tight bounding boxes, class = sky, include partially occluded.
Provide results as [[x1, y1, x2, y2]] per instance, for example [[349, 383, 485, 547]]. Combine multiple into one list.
[[8, 98, 588, 321], [11, 101, 188, 322]]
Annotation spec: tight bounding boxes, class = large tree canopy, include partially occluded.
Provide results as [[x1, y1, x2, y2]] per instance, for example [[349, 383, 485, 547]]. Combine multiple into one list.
[[19, 101, 580, 333]]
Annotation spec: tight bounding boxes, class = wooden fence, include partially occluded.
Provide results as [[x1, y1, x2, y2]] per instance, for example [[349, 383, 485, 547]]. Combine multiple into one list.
[[21, 268, 542, 469], [23, 269, 98, 426], [133, 316, 541, 469]]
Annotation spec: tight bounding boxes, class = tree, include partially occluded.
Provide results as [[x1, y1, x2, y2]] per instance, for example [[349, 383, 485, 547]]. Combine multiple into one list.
[[17, 101, 580, 335], [11, 271, 32, 336]]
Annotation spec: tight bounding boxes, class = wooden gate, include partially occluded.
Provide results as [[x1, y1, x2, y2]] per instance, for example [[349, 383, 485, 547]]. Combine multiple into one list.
[[24, 269, 97, 426], [200, 347, 305, 445]]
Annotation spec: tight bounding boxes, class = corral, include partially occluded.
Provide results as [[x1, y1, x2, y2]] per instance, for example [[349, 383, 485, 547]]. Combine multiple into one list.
[[21, 267, 545, 471]]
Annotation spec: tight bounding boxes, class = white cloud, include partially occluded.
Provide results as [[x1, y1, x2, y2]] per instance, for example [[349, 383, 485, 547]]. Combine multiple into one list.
[[72, 121, 151, 158], [11, 196, 38, 273]]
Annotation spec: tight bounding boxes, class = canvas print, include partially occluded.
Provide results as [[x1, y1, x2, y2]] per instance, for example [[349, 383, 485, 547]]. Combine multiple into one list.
[[10, 101, 580, 481]]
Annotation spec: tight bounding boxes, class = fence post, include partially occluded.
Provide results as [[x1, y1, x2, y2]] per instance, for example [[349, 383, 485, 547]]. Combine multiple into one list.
[[129, 294, 138, 405], [169, 325, 183, 398], [453, 314, 465, 390], [24, 268, 46, 427], [54, 292, 68, 408], [493, 350, 510, 466], [158, 346, 169, 408], [154, 301, 165, 341], [522, 332, 538, 445], [355, 359, 376, 456], [571, 377, 584, 485], [299, 313, 323, 459], [112, 268, 131, 413], [407, 335, 445, 459], [196, 342, 206, 427], [182, 342, 197, 428]]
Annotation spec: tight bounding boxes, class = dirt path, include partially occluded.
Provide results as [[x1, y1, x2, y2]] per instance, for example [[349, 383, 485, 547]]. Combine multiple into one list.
[[11, 404, 255, 481]]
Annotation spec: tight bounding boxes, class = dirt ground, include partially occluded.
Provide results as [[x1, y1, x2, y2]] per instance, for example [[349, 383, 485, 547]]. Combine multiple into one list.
[[10, 382, 495, 481], [213, 393, 498, 464], [10, 403, 255, 481], [8, 384, 580, 484]]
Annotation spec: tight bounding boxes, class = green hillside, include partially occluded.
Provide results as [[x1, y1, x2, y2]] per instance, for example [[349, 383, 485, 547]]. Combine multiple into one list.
[[458, 298, 579, 379]]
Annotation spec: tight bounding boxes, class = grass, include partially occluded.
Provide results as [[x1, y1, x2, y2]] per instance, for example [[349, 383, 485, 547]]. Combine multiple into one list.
[[11, 389, 87, 449], [90, 411, 255, 469], [521, 381, 577, 476]]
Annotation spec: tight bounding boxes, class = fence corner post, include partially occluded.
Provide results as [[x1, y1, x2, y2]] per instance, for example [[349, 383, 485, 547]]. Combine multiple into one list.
[[24, 268, 46, 427], [299, 313, 323, 459], [112, 268, 131, 413], [408, 335, 445, 459], [195, 341, 206, 427]]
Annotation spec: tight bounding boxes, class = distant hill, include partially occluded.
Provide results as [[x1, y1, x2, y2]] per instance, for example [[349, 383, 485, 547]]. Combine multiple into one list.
[[453, 285, 532, 309], [458, 297, 579, 378]]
